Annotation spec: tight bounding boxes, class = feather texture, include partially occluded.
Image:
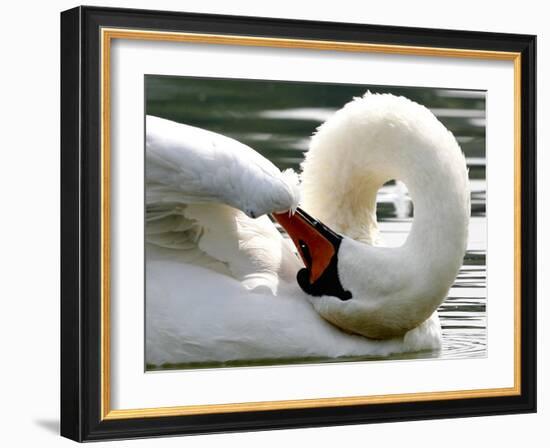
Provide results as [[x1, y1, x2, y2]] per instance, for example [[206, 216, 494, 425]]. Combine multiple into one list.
[[146, 115, 300, 218]]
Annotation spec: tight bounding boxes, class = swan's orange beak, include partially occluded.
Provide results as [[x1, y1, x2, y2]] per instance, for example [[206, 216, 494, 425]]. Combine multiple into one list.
[[272, 208, 351, 300], [273, 208, 338, 283]]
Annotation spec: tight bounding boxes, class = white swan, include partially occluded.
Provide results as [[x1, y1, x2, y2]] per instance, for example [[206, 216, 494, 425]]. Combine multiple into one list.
[[145, 92, 469, 367]]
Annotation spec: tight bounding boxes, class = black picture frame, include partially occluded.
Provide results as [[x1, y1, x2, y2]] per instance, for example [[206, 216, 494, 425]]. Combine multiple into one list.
[[61, 5, 536, 442]]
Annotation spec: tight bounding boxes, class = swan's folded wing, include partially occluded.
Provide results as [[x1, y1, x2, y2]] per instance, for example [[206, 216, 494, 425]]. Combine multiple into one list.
[[146, 115, 300, 218], [145, 115, 302, 287], [145, 202, 232, 277], [146, 202, 302, 295]]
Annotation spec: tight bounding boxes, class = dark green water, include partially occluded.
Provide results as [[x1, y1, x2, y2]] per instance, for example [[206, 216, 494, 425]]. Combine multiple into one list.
[[146, 76, 487, 368]]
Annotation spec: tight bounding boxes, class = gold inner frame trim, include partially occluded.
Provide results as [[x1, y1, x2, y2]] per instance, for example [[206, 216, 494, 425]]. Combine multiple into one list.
[[100, 27, 522, 420]]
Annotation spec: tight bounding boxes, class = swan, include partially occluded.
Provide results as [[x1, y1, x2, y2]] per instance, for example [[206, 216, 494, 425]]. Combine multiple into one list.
[[145, 92, 469, 367]]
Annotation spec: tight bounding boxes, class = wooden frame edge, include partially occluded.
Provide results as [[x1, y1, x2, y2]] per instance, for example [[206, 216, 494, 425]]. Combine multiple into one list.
[[99, 27, 523, 421]]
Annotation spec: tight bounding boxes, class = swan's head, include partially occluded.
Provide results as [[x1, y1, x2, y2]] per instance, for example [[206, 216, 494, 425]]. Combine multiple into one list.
[[273, 207, 446, 339], [273, 208, 353, 301]]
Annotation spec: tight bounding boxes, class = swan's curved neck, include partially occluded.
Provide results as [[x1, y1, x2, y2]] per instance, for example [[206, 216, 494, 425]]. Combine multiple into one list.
[[395, 146, 469, 269], [303, 148, 468, 260], [300, 94, 470, 318]]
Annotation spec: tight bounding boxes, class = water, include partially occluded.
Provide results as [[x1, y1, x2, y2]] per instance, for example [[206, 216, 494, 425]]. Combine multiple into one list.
[[146, 76, 487, 365]]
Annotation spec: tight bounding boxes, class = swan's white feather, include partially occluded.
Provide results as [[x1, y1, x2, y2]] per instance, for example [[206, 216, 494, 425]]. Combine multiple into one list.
[[146, 243, 441, 365], [146, 114, 303, 293], [146, 115, 300, 218]]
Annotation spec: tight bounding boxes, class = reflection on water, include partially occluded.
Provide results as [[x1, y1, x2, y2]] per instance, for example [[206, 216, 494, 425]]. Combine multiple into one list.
[[146, 76, 487, 362]]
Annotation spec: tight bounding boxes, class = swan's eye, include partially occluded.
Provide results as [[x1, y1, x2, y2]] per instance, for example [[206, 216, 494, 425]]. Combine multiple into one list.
[[273, 207, 352, 301], [298, 240, 312, 267]]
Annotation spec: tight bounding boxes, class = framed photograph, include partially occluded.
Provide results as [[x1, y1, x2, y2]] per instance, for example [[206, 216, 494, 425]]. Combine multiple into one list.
[[60, 6, 536, 441]]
